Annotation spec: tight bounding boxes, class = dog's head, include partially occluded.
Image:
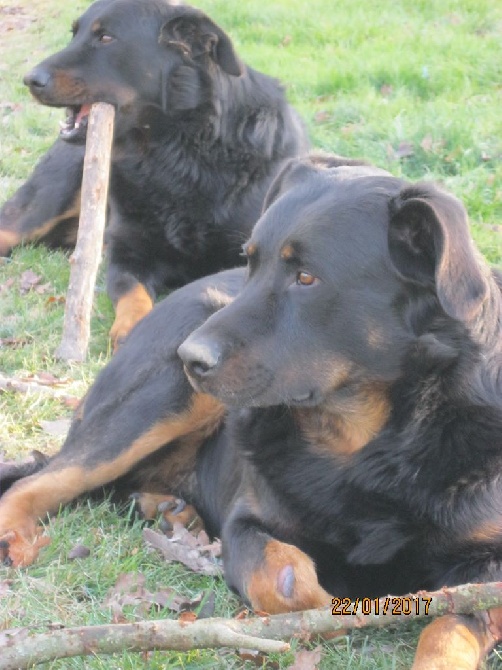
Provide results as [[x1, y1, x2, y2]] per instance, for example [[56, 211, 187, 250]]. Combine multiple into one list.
[[23, 0, 243, 142], [178, 159, 493, 412]]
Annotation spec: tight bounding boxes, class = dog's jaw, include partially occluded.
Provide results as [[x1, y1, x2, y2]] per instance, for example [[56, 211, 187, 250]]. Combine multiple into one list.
[[59, 105, 92, 143]]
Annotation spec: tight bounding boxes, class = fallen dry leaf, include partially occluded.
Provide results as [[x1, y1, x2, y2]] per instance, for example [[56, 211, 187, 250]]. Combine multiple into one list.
[[0, 373, 72, 397], [20, 372, 69, 387], [68, 544, 91, 560], [0, 336, 32, 349], [45, 295, 66, 308], [19, 269, 42, 293], [61, 396, 81, 410], [238, 649, 279, 668], [287, 646, 323, 670], [178, 611, 197, 624], [143, 524, 222, 576], [394, 141, 414, 159], [103, 572, 205, 623]]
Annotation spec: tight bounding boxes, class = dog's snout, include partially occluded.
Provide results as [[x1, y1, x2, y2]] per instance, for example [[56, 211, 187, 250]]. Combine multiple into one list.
[[178, 338, 222, 379], [24, 68, 51, 90]]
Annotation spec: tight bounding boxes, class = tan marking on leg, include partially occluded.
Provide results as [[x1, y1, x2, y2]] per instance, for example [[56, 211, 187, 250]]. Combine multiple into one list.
[[29, 192, 81, 243], [0, 230, 21, 255], [64, 393, 225, 494], [15, 191, 81, 246], [110, 283, 154, 349], [246, 539, 331, 614], [0, 393, 224, 566], [412, 610, 502, 670], [295, 383, 391, 457]]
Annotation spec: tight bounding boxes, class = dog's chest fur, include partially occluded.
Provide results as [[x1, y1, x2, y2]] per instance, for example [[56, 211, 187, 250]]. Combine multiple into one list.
[[231, 393, 502, 573]]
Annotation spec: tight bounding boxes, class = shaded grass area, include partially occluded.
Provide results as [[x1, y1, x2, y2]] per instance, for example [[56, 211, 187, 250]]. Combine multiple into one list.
[[0, 0, 501, 667]]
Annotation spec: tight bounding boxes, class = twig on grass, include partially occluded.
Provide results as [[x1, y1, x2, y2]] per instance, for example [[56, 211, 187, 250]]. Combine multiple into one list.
[[1, 581, 501, 669]]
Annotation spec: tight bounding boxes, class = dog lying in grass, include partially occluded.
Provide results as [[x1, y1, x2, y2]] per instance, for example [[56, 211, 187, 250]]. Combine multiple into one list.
[[1, 158, 501, 668], [0, 0, 310, 347]]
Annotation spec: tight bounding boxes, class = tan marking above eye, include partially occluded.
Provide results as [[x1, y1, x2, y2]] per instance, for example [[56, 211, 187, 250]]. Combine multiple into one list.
[[296, 271, 317, 286]]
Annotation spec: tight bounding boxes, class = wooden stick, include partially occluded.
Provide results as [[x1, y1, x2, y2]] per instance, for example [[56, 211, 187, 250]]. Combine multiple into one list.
[[55, 102, 115, 361], [1, 582, 501, 669]]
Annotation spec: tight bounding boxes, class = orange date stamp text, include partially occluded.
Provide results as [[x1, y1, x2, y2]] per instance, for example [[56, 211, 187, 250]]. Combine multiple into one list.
[[331, 596, 432, 616]]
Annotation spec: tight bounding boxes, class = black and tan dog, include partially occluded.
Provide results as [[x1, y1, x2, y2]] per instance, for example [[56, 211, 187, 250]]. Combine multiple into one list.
[[0, 0, 309, 346], [1, 160, 502, 668]]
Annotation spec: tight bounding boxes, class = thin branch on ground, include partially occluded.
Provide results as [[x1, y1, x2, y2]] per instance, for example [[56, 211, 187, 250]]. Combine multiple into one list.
[[1, 581, 501, 669]]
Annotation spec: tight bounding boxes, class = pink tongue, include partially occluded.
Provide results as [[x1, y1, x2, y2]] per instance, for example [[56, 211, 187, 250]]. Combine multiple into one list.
[[76, 104, 92, 124]]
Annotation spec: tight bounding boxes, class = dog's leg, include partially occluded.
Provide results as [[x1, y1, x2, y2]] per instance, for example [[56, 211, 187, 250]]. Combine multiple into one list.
[[222, 513, 331, 613], [109, 280, 154, 349], [0, 139, 84, 255], [132, 493, 203, 532], [0, 391, 224, 567], [412, 608, 502, 670]]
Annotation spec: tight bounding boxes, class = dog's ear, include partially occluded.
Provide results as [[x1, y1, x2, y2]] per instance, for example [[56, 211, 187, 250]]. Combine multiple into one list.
[[163, 65, 203, 112], [161, 10, 243, 77], [388, 183, 488, 321], [262, 159, 318, 212]]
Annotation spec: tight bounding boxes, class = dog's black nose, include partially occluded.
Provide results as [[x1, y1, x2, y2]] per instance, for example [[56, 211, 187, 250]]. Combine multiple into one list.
[[178, 338, 222, 378], [23, 68, 51, 90]]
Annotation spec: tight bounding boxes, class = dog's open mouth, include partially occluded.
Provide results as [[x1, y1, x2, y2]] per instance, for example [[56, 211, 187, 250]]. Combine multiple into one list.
[[59, 105, 92, 142]]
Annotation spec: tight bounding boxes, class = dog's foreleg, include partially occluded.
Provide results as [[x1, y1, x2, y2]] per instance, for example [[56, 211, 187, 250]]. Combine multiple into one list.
[[222, 511, 331, 614], [412, 608, 502, 670], [0, 392, 224, 566], [109, 281, 154, 349]]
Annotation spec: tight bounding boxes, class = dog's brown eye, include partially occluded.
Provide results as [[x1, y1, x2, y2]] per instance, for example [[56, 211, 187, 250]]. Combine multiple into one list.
[[296, 271, 317, 286], [99, 33, 114, 44]]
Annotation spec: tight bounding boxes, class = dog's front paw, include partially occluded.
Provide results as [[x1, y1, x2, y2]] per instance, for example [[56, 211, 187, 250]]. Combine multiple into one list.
[[246, 539, 332, 613], [0, 525, 50, 567]]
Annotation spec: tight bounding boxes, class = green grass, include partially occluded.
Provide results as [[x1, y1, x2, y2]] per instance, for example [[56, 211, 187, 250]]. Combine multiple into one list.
[[0, 0, 501, 667]]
